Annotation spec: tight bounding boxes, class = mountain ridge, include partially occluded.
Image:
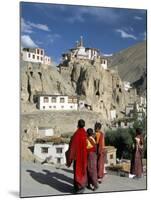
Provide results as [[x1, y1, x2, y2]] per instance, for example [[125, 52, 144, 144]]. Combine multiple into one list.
[[108, 41, 146, 95]]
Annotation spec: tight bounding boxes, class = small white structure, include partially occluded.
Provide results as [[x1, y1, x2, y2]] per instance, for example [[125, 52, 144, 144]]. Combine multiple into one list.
[[105, 146, 117, 166], [78, 100, 85, 109], [34, 142, 69, 165], [137, 112, 144, 121], [38, 127, 54, 137], [137, 96, 146, 114], [110, 109, 116, 121], [100, 58, 108, 70], [38, 95, 78, 111], [125, 104, 134, 116], [21, 48, 51, 65], [140, 96, 146, 106], [123, 81, 132, 91], [116, 121, 134, 129]]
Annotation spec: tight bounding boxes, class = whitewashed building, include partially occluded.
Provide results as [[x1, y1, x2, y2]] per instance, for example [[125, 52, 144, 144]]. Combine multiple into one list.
[[61, 36, 107, 70], [38, 127, 54, 137], [105, 146, 117, 166], [125, 104, 134, 116], [115, 121, 134, 129], [38, 95, 78, 111], [21, 48, 51, 65], [137, 96, 146, 114], [34, 142, 69, 165], [100, 58, 108, 70], [123, 81, 132, 91], [110, 109, 116, 121], [78, 100, 85, 109]]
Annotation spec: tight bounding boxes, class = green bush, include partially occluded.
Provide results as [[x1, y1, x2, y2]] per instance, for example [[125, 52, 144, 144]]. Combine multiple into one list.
[[105, 128, 133, 159], [106, 122, 147, 159]]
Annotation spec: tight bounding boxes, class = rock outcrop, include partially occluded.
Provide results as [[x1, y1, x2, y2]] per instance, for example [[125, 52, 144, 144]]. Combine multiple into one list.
[[59, 58, 137, 120], [21, 61, 75, 112]]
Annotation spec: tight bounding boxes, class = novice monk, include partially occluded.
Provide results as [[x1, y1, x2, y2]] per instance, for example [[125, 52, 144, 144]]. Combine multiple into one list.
[[95, 122, 105, 184], [87, 128, 98, 191]]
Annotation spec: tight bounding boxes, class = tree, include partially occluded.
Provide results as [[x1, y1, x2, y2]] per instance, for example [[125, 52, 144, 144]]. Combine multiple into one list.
[[105, 128, 133, 159]]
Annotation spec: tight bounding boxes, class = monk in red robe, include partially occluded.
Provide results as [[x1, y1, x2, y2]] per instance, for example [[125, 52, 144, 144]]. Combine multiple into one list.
[[86, 128, 98, 191], [66, 119, 87, 193], [95, 122, 105, 183], [130, 128, 144, 178]]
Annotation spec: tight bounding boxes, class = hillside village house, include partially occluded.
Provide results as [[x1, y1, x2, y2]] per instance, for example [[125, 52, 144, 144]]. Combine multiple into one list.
[[61, 36, 108, 70], [125, 98, 146, 117], [105, 146, 117, 166], [114, 120, 134, 129], [38, 95, 78, 111], [125, 104, 134, 116], [34, 141, 69, 165], [137, 96, 146, 114], [110, 109, 116, 121], [21, 48, 51, 65], [37, 127, 54, 137]]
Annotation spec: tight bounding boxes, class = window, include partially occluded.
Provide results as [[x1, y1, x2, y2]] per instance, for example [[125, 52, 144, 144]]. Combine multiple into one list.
[[43, 97, 49, 103], [28, 53, 31, 58], [70, 106, 73, 109], [41, 57, 43, 61], [60, 97, 65, 103], [41, 50, 43, 55], [110, 154, 113, 159], [61, 106, 64, 109], [43, 106, 45, 109], [52, 97, 56, 103], [37, 49, 39, 54], [68, 98, 72, 103], [37, 56, 39, 60], [53, 106, 56, 109], [57, 157, 61, 164], [33, 54, 35, 59], [56, 148, 63, 154], [41, 147, 48, 153], [49, 106, 52, 108], [72, 98, 77, 103]]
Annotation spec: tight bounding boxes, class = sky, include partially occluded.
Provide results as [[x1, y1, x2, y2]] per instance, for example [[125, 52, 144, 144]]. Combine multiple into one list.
[[20, 2, 147, 64]]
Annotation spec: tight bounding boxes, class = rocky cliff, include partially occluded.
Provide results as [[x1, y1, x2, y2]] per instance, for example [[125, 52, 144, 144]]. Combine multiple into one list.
[[21, 57, 137, 121], [59, 58, 137, 120], [21, 61, 75, 112]]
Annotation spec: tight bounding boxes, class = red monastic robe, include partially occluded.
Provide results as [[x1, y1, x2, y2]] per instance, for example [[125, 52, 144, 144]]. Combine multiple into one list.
[[87, 137, 98, 188], [130, 135, 144, 177], [67, 128, 87, 189]]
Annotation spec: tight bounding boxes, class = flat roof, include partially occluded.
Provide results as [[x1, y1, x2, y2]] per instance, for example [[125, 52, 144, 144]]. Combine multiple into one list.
[[34, 136, 69, 144], [38, 94, 77, 98]]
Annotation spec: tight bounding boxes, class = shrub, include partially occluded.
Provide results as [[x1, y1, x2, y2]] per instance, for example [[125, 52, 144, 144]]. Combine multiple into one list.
[[105, 128, 133, 159]]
